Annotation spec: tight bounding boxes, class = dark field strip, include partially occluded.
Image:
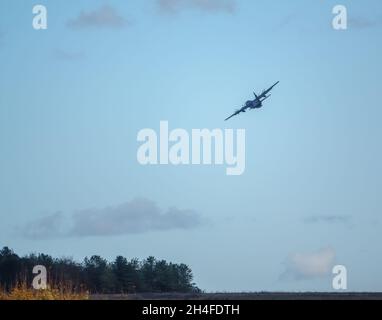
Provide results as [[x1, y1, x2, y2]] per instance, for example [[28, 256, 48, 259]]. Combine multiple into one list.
[[90, 292, 382, 300]]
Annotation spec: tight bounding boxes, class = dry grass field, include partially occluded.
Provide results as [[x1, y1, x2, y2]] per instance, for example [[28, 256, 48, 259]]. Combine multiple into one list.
[[0, 283, 89, 300]]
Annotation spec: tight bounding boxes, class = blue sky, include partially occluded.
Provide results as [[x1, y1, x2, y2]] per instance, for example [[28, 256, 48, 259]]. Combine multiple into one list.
[[0, 0, 381, 292]]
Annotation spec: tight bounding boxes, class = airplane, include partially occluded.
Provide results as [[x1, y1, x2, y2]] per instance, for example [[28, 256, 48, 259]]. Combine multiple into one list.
[[225, 81, 279, 121]]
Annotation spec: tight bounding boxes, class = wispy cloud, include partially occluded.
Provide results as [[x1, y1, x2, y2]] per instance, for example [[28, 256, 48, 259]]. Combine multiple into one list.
[[348, 15, 382, 29], [280, 247, 336, 280], [274, 13, 298, 30], [349, 17, 376, 29], [19, 198, 202, 239], [157, 0, 236, 15], [52, 49, 85, 61], [19, 212, 64, 240], [303, 215, 352, 225], [67, 5, 129, 29]]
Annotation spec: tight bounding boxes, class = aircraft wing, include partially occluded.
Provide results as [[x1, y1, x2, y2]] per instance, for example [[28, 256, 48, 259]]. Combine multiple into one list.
[[264, 81, 279, 95], [225, 112, 239, 121], [225, 107, 246, 121], [256, 81, 280, 99]]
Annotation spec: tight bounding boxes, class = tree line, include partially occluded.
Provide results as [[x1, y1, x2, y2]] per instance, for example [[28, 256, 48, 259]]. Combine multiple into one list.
[[0, 247, 200, 294]]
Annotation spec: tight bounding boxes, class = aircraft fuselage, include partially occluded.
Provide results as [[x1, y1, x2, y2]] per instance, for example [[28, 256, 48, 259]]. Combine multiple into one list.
[[245, 100, 262, 109]]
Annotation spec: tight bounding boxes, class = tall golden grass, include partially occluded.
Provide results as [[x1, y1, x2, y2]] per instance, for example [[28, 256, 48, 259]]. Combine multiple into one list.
[[0, 282, 89, 300]]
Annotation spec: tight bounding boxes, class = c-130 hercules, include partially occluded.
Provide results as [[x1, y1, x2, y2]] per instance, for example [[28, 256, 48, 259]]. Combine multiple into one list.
[[225, 81, 279, 121]]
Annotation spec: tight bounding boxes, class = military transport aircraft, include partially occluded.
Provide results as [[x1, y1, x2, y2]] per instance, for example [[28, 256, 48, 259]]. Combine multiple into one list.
[[225, 81, 279, 121]]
